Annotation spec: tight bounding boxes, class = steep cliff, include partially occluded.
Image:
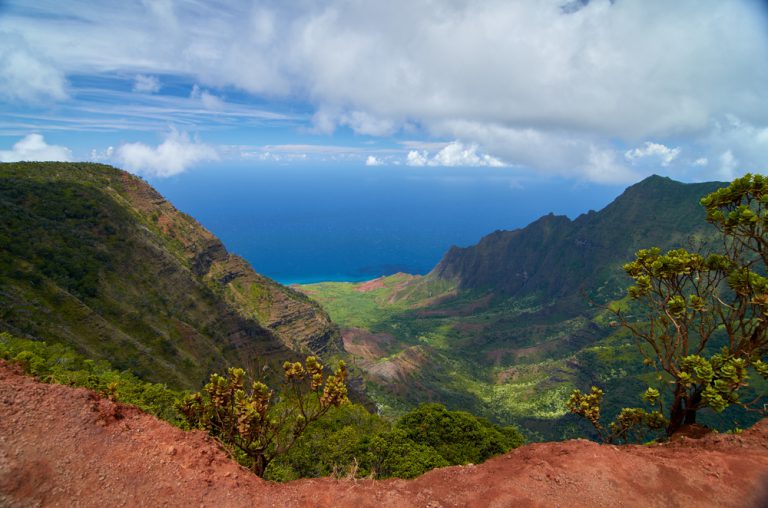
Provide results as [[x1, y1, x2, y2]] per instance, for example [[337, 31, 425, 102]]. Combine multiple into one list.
[[430, 175, 725, 305], [0, 162, 340, 389]]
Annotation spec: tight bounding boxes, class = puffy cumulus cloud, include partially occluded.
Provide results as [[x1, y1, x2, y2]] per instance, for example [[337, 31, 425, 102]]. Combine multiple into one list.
[[132, 74, 161, 93], [365, 155, 384, 166], [114, 130, 218, 177], [693, 158, 708, 167], [624, 142, 681, 167], [406, 150, 428, 167], [0, 134, 72, 162], [190, 84, 225, 110], [4, 1, 768, 182], [0, 32, 67, 103], [686, 116, 768, 180], [430, 121, 641, 184], [90, 146, 114, 161], [433, 142, 504, 167], [583, 145, 640, 185], [405, 142, 505, 168], [718, 150, 739, 181]]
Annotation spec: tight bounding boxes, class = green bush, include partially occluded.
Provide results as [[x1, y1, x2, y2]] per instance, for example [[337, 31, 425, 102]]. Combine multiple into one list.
[[0, 332, 185, 424], [395, 403, 525, 465]]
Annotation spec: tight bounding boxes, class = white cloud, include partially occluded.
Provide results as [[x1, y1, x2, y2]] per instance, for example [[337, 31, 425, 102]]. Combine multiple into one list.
[[114, 130, 218, 177], [406, 150, 428, 167], [90, 146, 114, 161], [0, 134, 72, 162], [693, 158, 708, 167], [133, 74, 161, 93], [718, 150, 739, 181], [405, 142, 505, 168], [432, 142, 505, 167], [624, 142, 681, 166], [584, 145, 639, 184], [690, 115, 768, 180], [343, 111, 395, 137], [3, 1, 768, 183], [0, 32, 67, 103], [365, 155, 384, 166], [190, 84, 225, 110]]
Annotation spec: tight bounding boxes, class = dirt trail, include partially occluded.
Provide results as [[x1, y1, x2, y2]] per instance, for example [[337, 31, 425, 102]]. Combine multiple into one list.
[[1, 360, 767, 507]]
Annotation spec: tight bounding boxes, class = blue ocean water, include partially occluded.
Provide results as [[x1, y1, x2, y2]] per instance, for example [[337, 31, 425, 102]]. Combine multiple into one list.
[[150, 163, 625, 284]]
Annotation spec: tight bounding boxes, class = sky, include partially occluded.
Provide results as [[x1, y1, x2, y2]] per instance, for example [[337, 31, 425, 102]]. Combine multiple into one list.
[[1, 0, 767, 185]]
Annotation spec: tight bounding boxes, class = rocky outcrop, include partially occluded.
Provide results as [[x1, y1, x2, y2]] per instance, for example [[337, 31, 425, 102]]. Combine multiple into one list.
[[2, 360, 767, 507]]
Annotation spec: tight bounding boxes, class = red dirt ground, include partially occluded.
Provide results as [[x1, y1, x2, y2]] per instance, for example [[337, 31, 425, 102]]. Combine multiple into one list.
[[1, 359, 767, 507]]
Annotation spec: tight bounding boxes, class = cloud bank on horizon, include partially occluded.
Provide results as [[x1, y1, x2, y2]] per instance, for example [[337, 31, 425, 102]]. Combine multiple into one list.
[[0, 0, 766, 183]]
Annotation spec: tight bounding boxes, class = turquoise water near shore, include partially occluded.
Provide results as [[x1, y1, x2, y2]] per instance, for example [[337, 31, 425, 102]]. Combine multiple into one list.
[[151, 163, 625, 284]]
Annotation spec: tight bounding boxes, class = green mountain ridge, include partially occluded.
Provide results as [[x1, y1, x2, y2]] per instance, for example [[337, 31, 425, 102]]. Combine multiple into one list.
[[430, 175, 724, 303], [0, 162, 342, 389], [301, 175, 764, 438]]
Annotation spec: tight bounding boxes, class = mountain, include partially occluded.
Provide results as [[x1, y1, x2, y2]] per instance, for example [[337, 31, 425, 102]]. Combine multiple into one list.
[[431, 175, 724, 305], [301, 175, 759, 437], [0, 162, 341, 389]]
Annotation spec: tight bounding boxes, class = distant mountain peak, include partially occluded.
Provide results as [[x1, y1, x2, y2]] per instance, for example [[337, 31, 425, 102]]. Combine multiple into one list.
[[431, 176, 726, 299]]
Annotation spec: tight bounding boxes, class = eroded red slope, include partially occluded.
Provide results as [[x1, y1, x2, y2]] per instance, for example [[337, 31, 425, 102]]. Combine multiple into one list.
[[1, 360, 767, 507]]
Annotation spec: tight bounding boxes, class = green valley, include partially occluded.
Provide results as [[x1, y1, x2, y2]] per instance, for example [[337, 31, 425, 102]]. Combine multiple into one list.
[[300, 175, 765, 439]]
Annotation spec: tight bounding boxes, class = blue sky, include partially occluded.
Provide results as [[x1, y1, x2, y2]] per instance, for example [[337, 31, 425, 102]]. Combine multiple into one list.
[[1, 0, 767, 185]]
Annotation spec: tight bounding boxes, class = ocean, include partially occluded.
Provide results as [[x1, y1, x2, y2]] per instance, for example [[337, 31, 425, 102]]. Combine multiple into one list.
[[150, 163, 625, 285]]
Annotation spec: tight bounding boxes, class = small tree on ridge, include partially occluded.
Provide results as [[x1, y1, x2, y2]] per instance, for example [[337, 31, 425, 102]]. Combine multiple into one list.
[[179, 356, 349, 476]]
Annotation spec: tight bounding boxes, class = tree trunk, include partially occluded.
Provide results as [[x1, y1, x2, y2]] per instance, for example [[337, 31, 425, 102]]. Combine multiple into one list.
[[684, 390, 702, 425], [251, 454, 268, 477], [666, 387, 702, 436], [666, 389, 687, 436]]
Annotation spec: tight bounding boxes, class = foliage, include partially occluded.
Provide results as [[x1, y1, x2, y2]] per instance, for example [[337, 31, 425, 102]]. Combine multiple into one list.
[[265, 402, 524, 480], [264, 403, 389, 480], [575, 174, 768, 437], [366, 427, 450, 479], [1, 332, 517, 481], [395, 403, 524, 464], [0, 332, 185, 424], [0, 162, 334, 391], [178, 357, 350, 477], [567, 386, 667, 443]]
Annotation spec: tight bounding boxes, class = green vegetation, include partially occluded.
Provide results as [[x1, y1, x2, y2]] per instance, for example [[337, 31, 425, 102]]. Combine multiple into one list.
[[179, 358, 350, 477], [266, 402, 523, 480], [571, 174, 768, 439], [0, 332, 185, 424], [0, 162, 339, 390], [1, 331, 522, 480], [303, 175, 766, 440]]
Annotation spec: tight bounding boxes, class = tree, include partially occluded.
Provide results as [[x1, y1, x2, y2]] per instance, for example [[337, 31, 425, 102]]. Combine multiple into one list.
[[395, 403, 524, 465], [570, 174, 768, 438], [178, 356, 349, 477]]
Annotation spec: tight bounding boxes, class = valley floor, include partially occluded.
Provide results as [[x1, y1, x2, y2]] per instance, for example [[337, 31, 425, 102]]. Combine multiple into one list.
[[1, 359, 767, 507]]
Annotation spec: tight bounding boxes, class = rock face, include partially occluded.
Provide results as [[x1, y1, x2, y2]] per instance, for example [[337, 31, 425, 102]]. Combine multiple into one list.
[[0, 162, 340, 389], [2, 360, 767, 507], [431, 175, 725, 305], [118, 169, 341, 356]]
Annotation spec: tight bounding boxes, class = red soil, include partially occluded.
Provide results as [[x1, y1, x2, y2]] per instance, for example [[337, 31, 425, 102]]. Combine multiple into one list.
[[2, 360, 768, 507]]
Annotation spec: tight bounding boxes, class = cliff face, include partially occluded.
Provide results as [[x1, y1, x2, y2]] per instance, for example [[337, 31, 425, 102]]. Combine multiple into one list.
[[117, 168, 341, 356], [0, 162, 340, 389], [430, 175, 725, 304]]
